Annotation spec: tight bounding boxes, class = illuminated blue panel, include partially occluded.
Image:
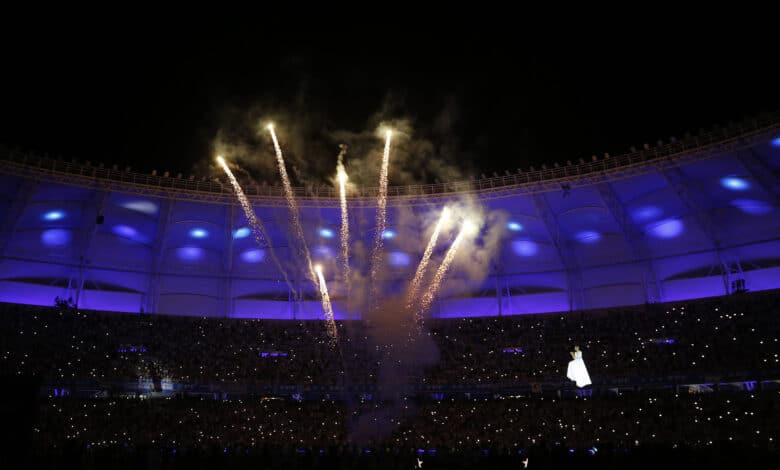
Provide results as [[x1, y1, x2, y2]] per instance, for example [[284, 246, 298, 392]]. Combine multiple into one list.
[[388, 251, 411, 267], [177, 246, 204, 261], [631, 205, 662, 223], [41, 229, 71, 246], [647, 218, 684, 239], [511, 240, 538, 256], [720, 176, 750, 191], [189, 228, 208, 239], [240, 249, 266, 263], [112, 225, 138, 238], [731, 199, 773, 215], [507, 221, 523, 232], [42, 210, 65, 221], [318, 228, 335, 238], [121, 200, 158, 215], [771, 137, 780, 147], [233, 227, 251, 239], [382, 229, 396, 240], [575, 231, 601, 244]]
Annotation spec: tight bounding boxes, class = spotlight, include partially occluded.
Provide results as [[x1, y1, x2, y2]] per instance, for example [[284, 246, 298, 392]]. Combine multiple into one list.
[[189, 228, 208, 239], [43, 210, 65, 221], [720, 176, 750, 191], [233, 227, 251, 239], [315, 264, 323, 275]]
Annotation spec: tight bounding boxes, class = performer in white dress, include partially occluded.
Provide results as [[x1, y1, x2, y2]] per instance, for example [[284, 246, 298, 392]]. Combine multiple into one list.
[[566, 345, 591, 388]]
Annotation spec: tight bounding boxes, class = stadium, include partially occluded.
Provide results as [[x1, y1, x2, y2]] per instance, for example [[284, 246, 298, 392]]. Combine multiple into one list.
[[1, 112, 780, 469], [2, 115, 779, 318]]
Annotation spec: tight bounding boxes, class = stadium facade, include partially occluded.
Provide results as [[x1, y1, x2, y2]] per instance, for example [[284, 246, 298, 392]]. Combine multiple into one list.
[[1, 115, 779, 319]]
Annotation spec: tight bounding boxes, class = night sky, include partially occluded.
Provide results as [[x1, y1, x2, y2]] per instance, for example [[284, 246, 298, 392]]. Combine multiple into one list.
[[2, 19, 777, 186]]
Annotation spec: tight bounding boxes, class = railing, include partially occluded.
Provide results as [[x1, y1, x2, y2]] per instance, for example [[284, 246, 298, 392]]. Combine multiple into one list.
[[2, 112, 779, 199]]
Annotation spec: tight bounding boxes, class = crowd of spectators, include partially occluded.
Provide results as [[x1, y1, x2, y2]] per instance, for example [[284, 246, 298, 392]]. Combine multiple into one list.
[[2, 291, 778, 390], [27, 390, 780, 469], [2, 290, 780, 468]]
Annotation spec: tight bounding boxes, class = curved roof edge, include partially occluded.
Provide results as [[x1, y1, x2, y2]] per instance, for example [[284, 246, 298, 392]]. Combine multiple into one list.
[[1, 112, 778, 207]]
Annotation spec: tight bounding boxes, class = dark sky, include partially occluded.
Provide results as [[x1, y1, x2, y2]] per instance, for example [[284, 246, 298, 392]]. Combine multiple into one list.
[[2, 18, 777, 185]]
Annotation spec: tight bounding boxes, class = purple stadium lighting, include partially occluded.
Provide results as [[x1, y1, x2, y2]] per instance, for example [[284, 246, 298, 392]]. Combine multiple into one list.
[[507, 221, 523, 231], [720, 176, 750, 191], [647, 218, 684, 239], [389, 251, 411, 267], [3, 120, 780, 317], [112, 225, 138, 238], [631, 205, 662, 222], [189, 228, 208, 239], [240, 249, 266, 263], [121, 200, 158, 215], [511, 240, 538, 256], [233, 227, 251, 239], [575, 231, 601, 244], [177, 246, 204, 261], [42, 210, 65, 221], [41, 229, 71, 246], [731, 199, 773, 215]]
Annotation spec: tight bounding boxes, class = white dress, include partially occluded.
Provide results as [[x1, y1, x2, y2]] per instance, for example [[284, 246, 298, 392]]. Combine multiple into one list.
[[567, 350, 591, 388]]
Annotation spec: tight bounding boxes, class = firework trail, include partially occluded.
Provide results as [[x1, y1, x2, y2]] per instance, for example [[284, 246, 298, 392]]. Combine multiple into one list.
[[267, 125, 316, 283], [336, 145, 351, 299], [417, 220, 475, 322], [369, 130, 393, 303], [406, 207, 450, 312], [216, 156, 294, 294], [315, 265, 338, 345]]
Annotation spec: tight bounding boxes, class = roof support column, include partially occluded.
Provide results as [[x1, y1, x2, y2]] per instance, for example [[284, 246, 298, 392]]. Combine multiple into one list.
[[596, 183, 661, 303], [738, 149, 780, 202], [532, 193, 583, 311], [660, 167, 732, 295], [222, 203, 235, 318], [146, 199, 173, 314], [73, 190, 109, 308]]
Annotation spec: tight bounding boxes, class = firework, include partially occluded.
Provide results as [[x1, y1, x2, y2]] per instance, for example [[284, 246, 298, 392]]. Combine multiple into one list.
[[267, 124, 316, 283], [369, 130, 393, 302], [315, 264, 338, 344], [406, 206, 450, 312], [216, 156, 293, 293], [417, 220, 475, 321], [336, 149, 350, 298]]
